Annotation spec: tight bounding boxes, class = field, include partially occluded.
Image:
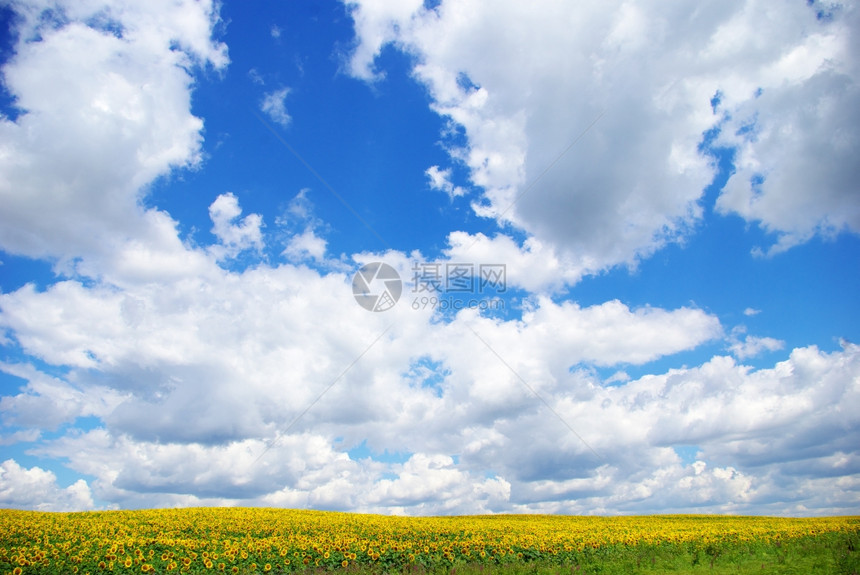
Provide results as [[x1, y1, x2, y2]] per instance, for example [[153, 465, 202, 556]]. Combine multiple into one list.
[[1, 508, 858, 574]]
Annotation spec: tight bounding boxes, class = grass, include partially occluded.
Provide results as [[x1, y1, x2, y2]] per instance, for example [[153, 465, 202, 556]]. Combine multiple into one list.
[[329, 530, 860, 574]]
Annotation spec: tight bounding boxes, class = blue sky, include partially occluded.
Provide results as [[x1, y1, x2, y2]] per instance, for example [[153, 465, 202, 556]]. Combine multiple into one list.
[[0, 0, 858, 514]]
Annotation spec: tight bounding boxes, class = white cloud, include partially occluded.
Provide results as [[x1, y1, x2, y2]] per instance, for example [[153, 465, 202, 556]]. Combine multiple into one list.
[[442, 231, 591, 291], [604, 371, 630, 385], [344, 0, 425, 81], [274, 190, 331, 264], [0, 459, 95, 511], [260, 87, 292, 127], [0, 430, 40, 446], [283, 229, 327, 262], [281, 188, 317, 223], [743, 307, 761, 316], [482, 296, 722, 368], [730, 335, 785, 360], [0, 0, 857, 517], [712, 5, 860, 253], [344, 0, 860, 272], [727, 325, 784, 359], [1, 232, 857, 513], [5, 319, 855, 514], [0, 0, 227, 266], [208, 193, 265, 261], [248, 68, 265, 85], [426, 165, 466, 199], [364, 454, 510, 514], [0, 362, 127, 428]]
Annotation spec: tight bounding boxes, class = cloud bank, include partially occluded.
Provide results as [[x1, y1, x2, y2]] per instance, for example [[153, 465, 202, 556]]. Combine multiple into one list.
[[0, 0, 857, 515]]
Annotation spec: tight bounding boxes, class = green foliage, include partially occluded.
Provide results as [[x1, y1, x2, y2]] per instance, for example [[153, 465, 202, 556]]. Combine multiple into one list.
[[326, 531, 860, 575]]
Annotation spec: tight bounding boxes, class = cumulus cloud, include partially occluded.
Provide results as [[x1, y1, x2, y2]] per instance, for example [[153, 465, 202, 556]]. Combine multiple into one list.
[[426, 165, 466, 199], [0, 362, 127, 428], [208, 193, 265, 261], [0, 459, 95, 511], [442, 231, 595, 291], [0, 0, 227, 267], [729, 335, 785, 360], [283, 229, 327, 262], [712, 4, 860, 253], [3, 224, 856, 515], [4, 323, 856, 513], [277, 190, 329, 263], [726, 326, 784, 359], [502, 343, 860, 515], [0, 0, 857, 517], [345, 0, 424, 81], [0, 430, 40, 446], [344, 0, 860, 271], [0, 191, 854, 515], [364, 454, 511, 514]]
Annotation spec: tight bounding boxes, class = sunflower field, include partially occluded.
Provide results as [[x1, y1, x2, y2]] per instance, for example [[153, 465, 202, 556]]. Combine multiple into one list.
[[1, 508, 858, 574]]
